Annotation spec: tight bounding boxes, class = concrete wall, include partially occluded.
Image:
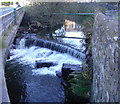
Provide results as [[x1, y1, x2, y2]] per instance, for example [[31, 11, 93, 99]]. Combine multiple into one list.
[[0, 7, 23, 36], [91, 12, 119, 102], [0, 8, 24, 103]]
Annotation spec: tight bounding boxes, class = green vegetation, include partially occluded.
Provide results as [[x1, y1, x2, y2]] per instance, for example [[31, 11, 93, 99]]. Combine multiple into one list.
[[23, 3, 96, 29], [65, 73, 91, 103], [1, 2, 13, 6]]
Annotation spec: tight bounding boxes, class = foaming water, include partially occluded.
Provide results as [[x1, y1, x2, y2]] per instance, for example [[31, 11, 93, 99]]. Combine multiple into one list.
[[53, 26, 86, 51], [9, 39, 82, 75], [63, 31, 85, 50], [6, 36, 82, 103]]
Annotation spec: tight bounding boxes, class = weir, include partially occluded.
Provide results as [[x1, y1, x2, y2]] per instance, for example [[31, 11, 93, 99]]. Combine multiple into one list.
[[24, 37, 85, 60]]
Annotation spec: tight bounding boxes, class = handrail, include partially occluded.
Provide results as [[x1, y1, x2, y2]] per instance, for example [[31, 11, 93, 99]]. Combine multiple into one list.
[[46, 13, 95, 15], [0, 10, 14, 18], [0, 7, 23, 36], [53, 36, 87, 39]]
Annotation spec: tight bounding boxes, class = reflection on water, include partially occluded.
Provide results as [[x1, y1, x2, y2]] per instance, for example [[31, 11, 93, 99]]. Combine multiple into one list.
[[5, 60, 65, 103]]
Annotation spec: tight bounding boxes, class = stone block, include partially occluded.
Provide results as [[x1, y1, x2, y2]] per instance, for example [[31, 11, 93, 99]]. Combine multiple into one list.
[[62, 63, 82, 80], [35, 60, 58, 68]]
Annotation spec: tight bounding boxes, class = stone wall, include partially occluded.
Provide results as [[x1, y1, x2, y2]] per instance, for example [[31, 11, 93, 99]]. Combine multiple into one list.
[[91, 12, 119, 102]]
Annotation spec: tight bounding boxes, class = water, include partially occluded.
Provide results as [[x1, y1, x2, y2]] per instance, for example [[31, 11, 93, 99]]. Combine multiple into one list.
[[6, 60, 65, 103], [25, 36, 85, 60], [5, 33, 82, 103], [9, 45, 82, 75], [53, 26, 86, 51]]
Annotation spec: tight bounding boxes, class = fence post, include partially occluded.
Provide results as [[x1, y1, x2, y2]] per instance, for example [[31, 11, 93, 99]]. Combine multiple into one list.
[[14, 8, 16, 25]]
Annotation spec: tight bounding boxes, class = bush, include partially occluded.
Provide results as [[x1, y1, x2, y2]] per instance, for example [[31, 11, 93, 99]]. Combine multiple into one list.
[[65, 73, 91, 103], [1, 2, 11, 6]]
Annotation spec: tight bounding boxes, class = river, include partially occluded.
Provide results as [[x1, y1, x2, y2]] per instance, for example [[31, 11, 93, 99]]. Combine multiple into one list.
[[5, 20, 85, 103]]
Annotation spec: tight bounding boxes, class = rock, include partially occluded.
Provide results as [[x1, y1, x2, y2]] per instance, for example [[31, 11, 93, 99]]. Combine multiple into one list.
[[35, 60, 58, 68], [17, 27, 26, 33], [56, 71, 62, 78], [61, 79, 68, 88], [62, 64, 82, 80]]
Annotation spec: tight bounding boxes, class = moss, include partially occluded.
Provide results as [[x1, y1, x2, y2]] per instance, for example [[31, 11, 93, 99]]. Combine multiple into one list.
[[66, 73, 91, 100], [67, 74, 74, 80], [71, 78, 90, 98], [68, 79, 76, 84], [65, 73, 90, 103]]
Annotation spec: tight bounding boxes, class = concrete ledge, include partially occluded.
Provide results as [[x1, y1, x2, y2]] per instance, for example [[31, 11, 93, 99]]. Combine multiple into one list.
[[0, 12, 24, 104]]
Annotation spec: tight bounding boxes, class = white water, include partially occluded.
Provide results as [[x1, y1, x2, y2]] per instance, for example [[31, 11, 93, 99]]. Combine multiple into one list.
[[53, 26, 86, 51], [8, 38, 82, 76], [63, 31, 85, 50]]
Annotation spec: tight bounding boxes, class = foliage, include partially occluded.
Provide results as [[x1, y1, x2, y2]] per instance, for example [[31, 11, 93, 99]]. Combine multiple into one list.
[[80, 11, 94, 81], [24, 3, 96, 29], [1, 2, 13, 6], [66, 73, 91, 98], [82, 62, 92, 80]]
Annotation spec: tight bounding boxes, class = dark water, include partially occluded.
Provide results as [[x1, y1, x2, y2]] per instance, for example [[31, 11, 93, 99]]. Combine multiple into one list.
[[5, 59, 65, 103]]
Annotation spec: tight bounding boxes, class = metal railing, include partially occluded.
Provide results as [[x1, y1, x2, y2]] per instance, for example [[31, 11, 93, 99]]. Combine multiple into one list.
[[0, 7, 23, 36], [52, 13, 95, 15]]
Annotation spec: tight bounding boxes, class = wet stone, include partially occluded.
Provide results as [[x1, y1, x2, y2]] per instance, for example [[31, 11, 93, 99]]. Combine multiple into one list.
[[62, 64, 82, 80], [35, 60, 58, 68], [56, 71, 62, 78]]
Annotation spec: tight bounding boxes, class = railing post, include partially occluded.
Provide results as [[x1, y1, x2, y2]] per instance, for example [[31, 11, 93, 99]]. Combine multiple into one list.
[[14, 8, 16, 25]]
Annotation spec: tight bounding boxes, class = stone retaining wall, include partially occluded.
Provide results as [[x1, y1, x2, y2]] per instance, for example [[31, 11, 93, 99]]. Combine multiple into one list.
[[91, 12, 119, 102]]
